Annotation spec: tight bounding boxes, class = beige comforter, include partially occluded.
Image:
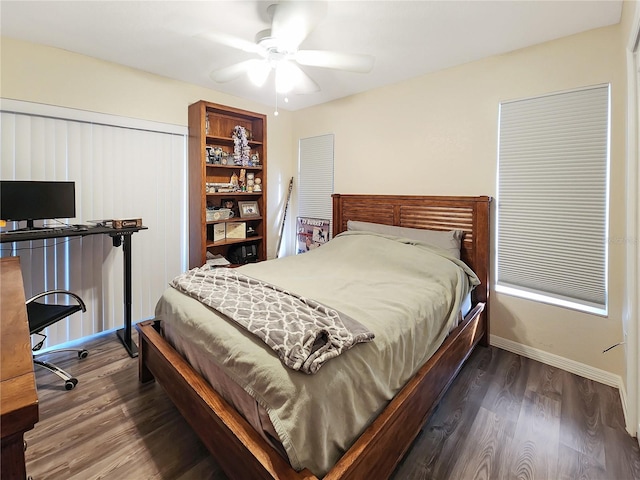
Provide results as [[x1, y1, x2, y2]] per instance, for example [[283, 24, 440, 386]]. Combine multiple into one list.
[[154, 231, 479, 476], [169, 267, 375, 374]]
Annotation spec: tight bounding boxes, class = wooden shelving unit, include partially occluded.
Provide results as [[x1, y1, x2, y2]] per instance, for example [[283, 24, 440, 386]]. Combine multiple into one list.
[[188, 101, 267, 268]]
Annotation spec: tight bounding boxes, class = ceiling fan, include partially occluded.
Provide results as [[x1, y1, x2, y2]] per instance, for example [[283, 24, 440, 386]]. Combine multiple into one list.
[[203, 1, 375, 96]]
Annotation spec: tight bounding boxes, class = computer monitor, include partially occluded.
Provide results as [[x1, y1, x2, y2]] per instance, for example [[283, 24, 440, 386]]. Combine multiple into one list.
[[0, 180, 76, 230]]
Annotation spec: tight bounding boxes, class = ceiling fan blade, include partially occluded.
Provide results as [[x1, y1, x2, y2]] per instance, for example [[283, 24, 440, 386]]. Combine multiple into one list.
[[295, 50, 375, 73], [197, 32, 264, 56], [274, 61, 319, 94], [270, 1, 327, 51], [290, 64, 321, 94], [210, 59, 261, 83]]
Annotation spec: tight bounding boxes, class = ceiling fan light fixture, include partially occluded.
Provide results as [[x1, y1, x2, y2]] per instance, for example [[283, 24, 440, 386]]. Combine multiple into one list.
[[275, 61, 300, 94], [247, 60, 271, 87]]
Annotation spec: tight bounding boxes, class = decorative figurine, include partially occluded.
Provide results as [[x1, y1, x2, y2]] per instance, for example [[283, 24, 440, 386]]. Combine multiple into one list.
[[239, 169, 246, 191], [212, 146, 223, 164], [246, 172, 255, 192], [253, 177, 262, 192], [232, 125, 251, 166]]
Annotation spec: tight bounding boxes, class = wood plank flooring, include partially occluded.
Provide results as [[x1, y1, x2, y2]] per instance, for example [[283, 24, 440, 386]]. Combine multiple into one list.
[[25, 332, 640, 480]]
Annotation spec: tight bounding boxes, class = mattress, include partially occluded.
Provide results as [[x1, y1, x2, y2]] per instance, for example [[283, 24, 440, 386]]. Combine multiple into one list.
[[161, 290, 472, 460], [154, 231, 479, 476]]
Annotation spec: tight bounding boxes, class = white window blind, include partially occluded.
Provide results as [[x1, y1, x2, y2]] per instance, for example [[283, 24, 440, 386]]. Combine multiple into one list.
[[496, 85, 610, 314], [298, 134, 334, 226], [0, 102, 187, 347]]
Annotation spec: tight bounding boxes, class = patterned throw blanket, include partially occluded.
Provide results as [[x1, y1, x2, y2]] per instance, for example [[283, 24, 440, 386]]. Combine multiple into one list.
[[170, 267, 375, 374]]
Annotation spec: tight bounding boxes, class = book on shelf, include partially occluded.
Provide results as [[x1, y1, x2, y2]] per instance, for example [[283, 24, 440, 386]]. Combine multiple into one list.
[[205, 253, 230, 267]]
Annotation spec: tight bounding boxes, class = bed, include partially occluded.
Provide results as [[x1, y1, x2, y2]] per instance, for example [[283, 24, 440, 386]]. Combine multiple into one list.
[[137, 194, 491, 479]]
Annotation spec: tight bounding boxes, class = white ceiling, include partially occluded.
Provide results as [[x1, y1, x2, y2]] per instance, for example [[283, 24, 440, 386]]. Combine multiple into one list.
[[0, 1, 623, 112]]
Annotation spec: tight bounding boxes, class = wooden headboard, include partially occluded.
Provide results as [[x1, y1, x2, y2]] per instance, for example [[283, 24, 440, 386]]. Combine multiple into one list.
[[332, 194, 492, 338]]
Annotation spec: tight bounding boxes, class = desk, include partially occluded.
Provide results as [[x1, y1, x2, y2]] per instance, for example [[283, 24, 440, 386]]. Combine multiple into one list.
[[0, 225, 147, 358], [1, 257, 39, 480]]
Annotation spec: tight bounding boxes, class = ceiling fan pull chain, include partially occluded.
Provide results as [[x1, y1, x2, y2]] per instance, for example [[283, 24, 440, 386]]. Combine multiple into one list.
[[274, 91, 279, 117]]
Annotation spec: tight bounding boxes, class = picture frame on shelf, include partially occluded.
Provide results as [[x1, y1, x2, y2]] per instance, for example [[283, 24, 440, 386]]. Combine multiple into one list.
[[220, 198, 238, 218], [212, 223, 226, 242], [226, 222, 246, 239], [238, 201, 260, 218]]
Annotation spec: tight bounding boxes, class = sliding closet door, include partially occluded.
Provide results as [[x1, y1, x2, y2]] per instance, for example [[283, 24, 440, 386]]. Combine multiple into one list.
[[0, 103, 187, 348]]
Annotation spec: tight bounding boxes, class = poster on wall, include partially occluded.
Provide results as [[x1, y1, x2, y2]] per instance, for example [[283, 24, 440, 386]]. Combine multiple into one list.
[[296, 217, 330, 254]]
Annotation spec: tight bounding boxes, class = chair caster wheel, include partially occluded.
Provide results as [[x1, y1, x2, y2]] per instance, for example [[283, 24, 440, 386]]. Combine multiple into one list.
[[65, 378, 78, 390], [78, 349, 89, 359]]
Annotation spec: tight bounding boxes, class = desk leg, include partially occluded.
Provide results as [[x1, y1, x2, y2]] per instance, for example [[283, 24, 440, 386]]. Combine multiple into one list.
[[115, 233, 138, 358], [1, 433, 28, 480]]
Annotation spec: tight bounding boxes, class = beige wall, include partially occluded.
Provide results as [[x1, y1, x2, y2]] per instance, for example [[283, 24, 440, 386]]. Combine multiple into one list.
[[0, 36, 295, 258], [291, 22, 630, 378]]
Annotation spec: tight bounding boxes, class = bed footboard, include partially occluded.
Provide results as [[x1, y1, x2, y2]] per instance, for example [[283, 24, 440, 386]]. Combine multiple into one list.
[[137, 301, 485, 480], [137, 320, 317, 480]]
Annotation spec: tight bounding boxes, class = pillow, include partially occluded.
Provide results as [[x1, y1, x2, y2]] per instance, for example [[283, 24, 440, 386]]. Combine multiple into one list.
[[347, 220, 463, 259]]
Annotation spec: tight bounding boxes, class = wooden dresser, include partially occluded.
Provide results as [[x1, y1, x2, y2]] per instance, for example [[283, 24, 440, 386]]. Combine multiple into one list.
[[1, 257, 39, 480]]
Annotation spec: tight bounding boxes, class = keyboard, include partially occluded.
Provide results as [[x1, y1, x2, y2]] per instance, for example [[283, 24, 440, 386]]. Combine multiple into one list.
[[1, 227, 75, 237], [2, 228, 54, 235]]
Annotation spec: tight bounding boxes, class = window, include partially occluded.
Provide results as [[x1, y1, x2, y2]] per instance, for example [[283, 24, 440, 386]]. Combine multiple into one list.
[[496, 84, 610, 315]]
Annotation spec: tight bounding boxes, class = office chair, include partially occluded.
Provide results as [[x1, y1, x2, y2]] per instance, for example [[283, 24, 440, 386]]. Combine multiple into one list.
[[26, 290, 88, 390]]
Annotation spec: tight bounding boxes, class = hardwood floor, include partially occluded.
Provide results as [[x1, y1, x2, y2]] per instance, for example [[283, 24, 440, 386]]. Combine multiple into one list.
[[25, 332, 640, 480]]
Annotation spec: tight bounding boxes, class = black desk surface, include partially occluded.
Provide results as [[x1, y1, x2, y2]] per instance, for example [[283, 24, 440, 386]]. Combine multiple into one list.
[[0, 225, 147, 243], [1, 224, 148, 357]]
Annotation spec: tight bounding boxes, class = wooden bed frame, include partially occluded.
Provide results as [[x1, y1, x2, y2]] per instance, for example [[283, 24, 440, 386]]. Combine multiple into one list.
[[137, 194, 491, 480]]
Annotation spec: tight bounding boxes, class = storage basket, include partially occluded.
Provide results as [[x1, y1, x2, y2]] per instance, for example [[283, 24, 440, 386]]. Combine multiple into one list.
[[206, 208, 232, 222]]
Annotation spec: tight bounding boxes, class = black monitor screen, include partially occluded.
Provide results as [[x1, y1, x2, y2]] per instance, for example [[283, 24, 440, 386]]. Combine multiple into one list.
[[0, 181, 76, 229]]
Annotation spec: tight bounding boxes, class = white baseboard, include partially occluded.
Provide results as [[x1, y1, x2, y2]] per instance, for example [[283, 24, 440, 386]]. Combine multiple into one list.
[[489, 335, 634, 436]]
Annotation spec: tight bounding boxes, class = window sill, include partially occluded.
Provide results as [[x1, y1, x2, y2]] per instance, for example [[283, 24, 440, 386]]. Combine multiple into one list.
[[495, 284, 608, 317]]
